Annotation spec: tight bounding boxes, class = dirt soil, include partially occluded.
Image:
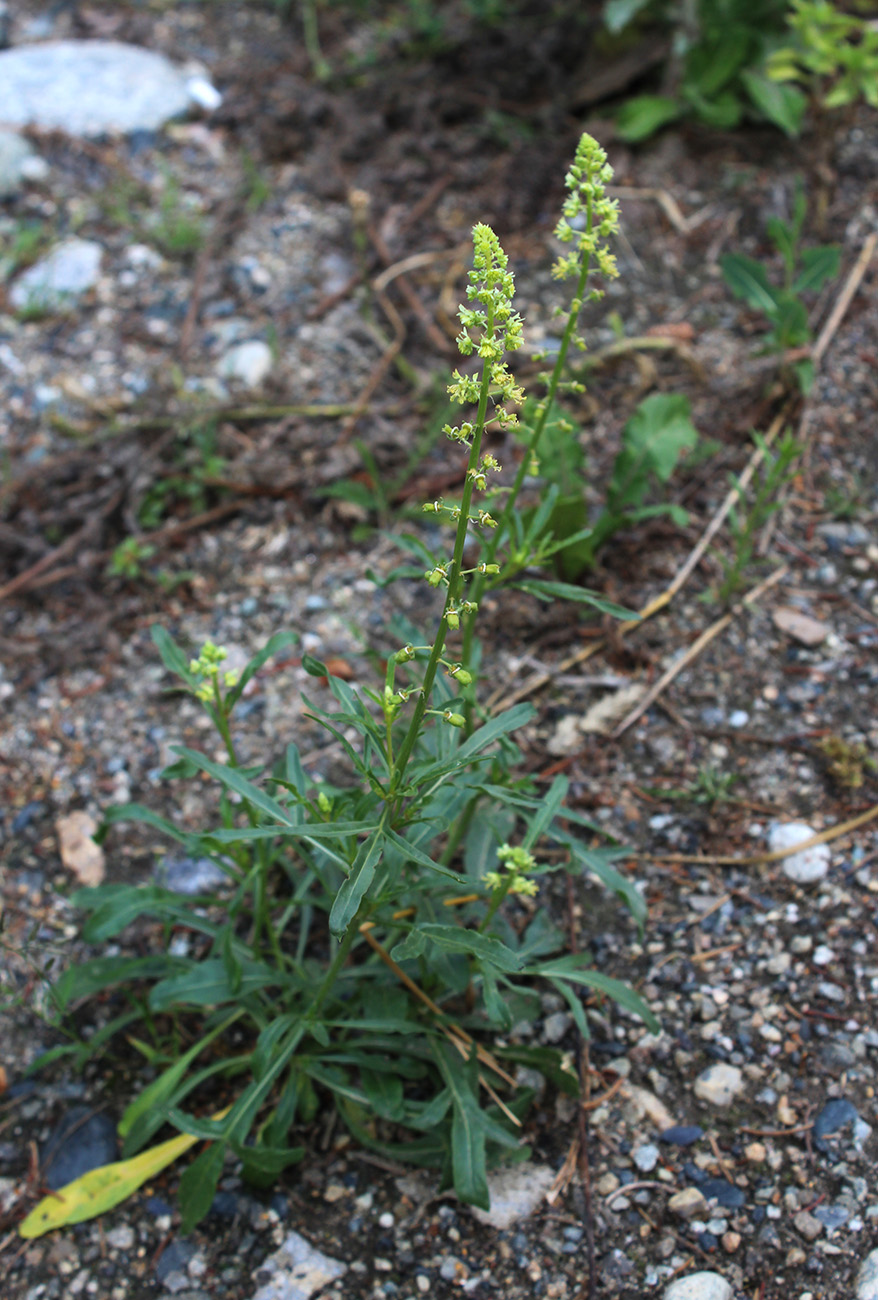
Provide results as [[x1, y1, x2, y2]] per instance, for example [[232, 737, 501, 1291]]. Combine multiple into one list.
[[2, 3, 878, 1300]]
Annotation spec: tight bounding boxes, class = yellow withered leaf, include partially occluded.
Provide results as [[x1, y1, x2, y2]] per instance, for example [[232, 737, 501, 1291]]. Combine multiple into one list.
[[19, 1107, 230, 1239]]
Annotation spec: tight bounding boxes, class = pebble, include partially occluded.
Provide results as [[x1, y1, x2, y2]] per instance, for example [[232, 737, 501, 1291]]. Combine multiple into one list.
[[105, 1224, 135, 1250], [10, 238, 103, 314], [663, 1271, 732, 1300], [793, 1210, 823, 1241], [0, 40, 195, 136], [250, 1231, 347, 1300], [0, 127, 48, 196], [218, 339, 274, 388], [857, 1248, 878, 1300], [660, 1125, 704, 1146], [669, 1187, 707, 1218], [813, 1097, 867, 1152], [542, 1011, 573, 1043], [693, 1064, 744, 1107], [156, 856, 230, 895], [471, 1163, 556, 1229], [698, 1178, 746, 1210], [768, 821, 831, 883], [633, 1142, 660, 1172], [42, 1106, 117, 1189]]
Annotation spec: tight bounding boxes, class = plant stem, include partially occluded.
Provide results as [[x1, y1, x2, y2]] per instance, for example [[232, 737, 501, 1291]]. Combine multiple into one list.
[[389, 316, 496, 797]]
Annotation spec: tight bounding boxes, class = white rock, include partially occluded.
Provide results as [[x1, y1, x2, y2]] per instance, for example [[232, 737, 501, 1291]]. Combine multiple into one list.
[[663, 1271, 733, 1300], [470, 1163, 555, 1229], [693, 1064, 743, 1107], [10, 238, 103, 313], [857, 1249, 878, 1300], [632, 1142, 659, 1172], [186, 75, 223, 111], [0, 40, 192, 137], [218, 339, 273, 388], [0, 128, 47, 196], [768, 820, 830, 884], [249, 1231, 347, 1300]]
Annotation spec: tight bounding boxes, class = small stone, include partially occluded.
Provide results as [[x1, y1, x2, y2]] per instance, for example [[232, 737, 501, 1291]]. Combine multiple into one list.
[[660, 1125, 704, 1147], [10, 238, 103, 314], [793, 1210, 823, 1241], [813, 1097, 861, 1152], [772, 606, 829, 647], [471, 1163, 555, 1230], [668, 1187, 707, 1219], [218, 339, 273, 388], [632, 1143, 660, 1173], [156, 856, 229, 895], [56, 810, 105, 885], [250, 1231, 347, 1300], [693, 1064, 744, 1107], [698, 1178, 746, 1210], [42, 1106, 118, 1190], [721, 1231, 740, 1252], [744, 1142, 766, 1163], [728, 709, 749, 728], [542, 1011, 573, 1043], [777, 1095, 797, 1126], [856, 1248, 878, 1300], [596, 1172, 620, 1195], [662, 1270, 733, 1300], [0, 40, 192, 136], [768, 821, 831, 884], [105, 1224, 135, 1250], [813, 944, 836, 965]]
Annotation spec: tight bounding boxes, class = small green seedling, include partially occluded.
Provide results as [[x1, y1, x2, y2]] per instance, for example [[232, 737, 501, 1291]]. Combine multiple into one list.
[[716, 428, 802, 603], [720, 181, 840, 393]]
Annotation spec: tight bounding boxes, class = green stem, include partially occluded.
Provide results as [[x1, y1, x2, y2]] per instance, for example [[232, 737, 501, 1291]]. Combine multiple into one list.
[[389, 319, 496, 798]]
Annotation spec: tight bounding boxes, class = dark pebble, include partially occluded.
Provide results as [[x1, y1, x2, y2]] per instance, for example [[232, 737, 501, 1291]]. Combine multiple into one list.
[[42, 1107, 117, 1190], [698, 1177, 747, 1209], [660, 1126, 704, 1146], [11, 801, 45, 833], [813, 1097, 860, 1151], [696, 1232, 718, 1250], [144, 1196, 173, 1217], [155, 1239, 196, 1282], [209, 1191, 239, 1219]]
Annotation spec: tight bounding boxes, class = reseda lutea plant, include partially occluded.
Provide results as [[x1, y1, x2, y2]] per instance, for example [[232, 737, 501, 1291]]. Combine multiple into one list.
[[33, 134, 656, 1237]]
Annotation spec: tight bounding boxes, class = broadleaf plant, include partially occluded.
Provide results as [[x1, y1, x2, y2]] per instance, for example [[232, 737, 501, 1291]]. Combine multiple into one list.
[[26, 135, 658, 1238]]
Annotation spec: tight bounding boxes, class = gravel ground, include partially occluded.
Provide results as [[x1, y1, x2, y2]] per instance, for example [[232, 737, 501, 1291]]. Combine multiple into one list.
[[2, 4, 878, 1299]]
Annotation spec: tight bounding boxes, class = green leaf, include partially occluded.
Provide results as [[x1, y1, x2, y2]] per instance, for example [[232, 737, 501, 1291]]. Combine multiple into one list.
[[148, 958, 282, 1010], [432, 1040, 489, 1209], [384, 828, 467, 884], [94, 801, 194, 847], [52, 955, 185, 1009], [361, 1068, 405, 1120], [455, 703, 534, 764], [793, 245, 841, 296], [522, 774, 568, 851], [234, 1140, 304, 1187], [118, 1017, 237, 1141], [77, 885, 221, 943], [529, 958, 660, 1034], [608, 394, 698, 513], [179, 1139, 226, 1235], [740, 70, 806, 136], [720, 253, 781, 314], [514, 580, 636, 619], [329, 832, 384, 937], [172, 746, 319, 830], [416, 923, 522, 974], [616, 95, 682, 142], [150, 624, 194, 683], [302, 653, 329, 676], [685, 32, 750, 97]]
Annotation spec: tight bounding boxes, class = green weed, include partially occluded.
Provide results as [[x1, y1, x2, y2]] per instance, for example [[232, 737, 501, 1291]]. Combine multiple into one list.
[[34, 136, 657, 1236], [721, 180, 840, 394], [716, 429, 802, 603]]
